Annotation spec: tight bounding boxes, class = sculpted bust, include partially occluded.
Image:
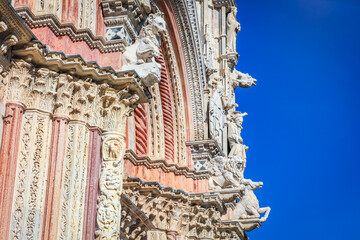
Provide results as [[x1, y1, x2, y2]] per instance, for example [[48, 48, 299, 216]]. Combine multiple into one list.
[[228, 111, 248, 159]]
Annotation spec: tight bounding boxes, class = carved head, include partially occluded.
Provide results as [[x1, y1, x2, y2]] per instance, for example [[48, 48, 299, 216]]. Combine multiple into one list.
[[146, 12, 166, 35], [226, 156, 245, 179], [233, 111, 248, 128], [231, 6, 238, 16]]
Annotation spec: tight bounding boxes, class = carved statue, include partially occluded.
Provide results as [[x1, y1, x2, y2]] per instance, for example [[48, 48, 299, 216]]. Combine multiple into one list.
[[122, 12, 166, 87], [208, 156, 245, 190], [209, 84, 225, 147], [228, 111, 248, 159], [231, 69, 257, 89], [233, 179, 271, 223], [227, 7, 240, 52]]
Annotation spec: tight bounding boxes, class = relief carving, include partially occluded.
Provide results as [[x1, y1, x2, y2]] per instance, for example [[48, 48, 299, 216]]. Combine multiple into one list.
[[103, 137, 123, 161], [96, 134, 125, 239], [4, 59, 32, 103], [208, 156, 245, 191], [54, 74, 74, 116], [27, 68, 58, 112]]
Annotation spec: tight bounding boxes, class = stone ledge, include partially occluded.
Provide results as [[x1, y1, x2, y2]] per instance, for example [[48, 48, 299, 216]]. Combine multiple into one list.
[[16, 7, 126, 53], [125, 149, 210, 180], [12, 41, 151, 103]]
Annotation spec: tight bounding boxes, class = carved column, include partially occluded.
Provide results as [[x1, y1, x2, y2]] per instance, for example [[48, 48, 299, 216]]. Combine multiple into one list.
[[95, 88, 139, 239], [55, 79, 96, 239], [42, 116, 69, 240], [42, 73, 73, 239], [0, 102, 25, 238], [8, 67, 58, 240]]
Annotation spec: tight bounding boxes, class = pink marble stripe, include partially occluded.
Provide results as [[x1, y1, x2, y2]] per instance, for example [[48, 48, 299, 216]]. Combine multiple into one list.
[[0, 102, 25, 238], [83, 127, 102, 240], [42, 116, 69, 240]]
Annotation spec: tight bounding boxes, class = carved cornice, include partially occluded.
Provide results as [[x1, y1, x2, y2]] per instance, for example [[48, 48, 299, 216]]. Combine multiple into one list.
[[15, 7, 126, 53], [186, 139, 224, 161], [213, 0, 236, 8], [12, 41, 151, 103], [122, 177, 250, 239], [124, 149, 210, 180], [124, 177, 226, 214], [0, 2, 33, 45], [121, 194, 155, 230], [0, 1, 33, 72], [216, 221, 247, 240], [101, 0, 149, 32]]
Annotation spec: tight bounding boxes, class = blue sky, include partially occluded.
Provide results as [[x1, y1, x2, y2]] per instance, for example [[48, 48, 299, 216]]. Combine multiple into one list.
[[235, 0, 360, 239]]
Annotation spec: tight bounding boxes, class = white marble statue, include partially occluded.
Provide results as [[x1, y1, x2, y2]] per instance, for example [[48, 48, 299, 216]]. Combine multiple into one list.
[[209, 84, 225, 147], [122, 12, 166, 87], [228, 111, 248, 159], [233, 179, 271, 223], [227, 7, 241, 53]]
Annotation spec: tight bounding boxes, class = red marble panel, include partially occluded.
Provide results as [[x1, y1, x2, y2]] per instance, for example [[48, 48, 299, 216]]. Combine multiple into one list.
[[156, 50, 176, 164], [158, 0, 194, 142], [30, 27, 123, 70], [134, 103, 148, 155], [62, 0, 79, 26]]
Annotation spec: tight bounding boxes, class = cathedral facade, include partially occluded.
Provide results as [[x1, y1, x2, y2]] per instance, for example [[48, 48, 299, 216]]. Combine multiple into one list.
[[0, 0, 269, 239]]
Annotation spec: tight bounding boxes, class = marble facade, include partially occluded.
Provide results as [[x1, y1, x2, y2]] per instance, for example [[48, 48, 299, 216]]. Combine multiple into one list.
[[0, 0, 269, 239]]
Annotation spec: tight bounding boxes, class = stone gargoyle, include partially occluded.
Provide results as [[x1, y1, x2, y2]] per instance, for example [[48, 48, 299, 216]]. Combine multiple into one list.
[[231, 69, 257, 89], [122, 12, 166, 88], [233, 179, 271, 223]]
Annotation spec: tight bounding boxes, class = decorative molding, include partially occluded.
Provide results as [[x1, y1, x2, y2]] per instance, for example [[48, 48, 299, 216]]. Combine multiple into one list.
[[57, 122, 90, 239], [124, 149, 209, 180], [156, 51, 175, 164], [186, 139, 224, 171], [213, 0, 236, 8], [16, 7, 127, 53], [9, 110, 52, 240], [168, 0, 207, 141], [12, 42, 151, 104], [160, 32, 186, 166], [120, 194, 155, 240], [122, 177, 250, 239]]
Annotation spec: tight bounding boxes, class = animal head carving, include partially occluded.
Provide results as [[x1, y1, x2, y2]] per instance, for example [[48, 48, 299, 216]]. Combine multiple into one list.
[[145, 12, 166, 35]]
